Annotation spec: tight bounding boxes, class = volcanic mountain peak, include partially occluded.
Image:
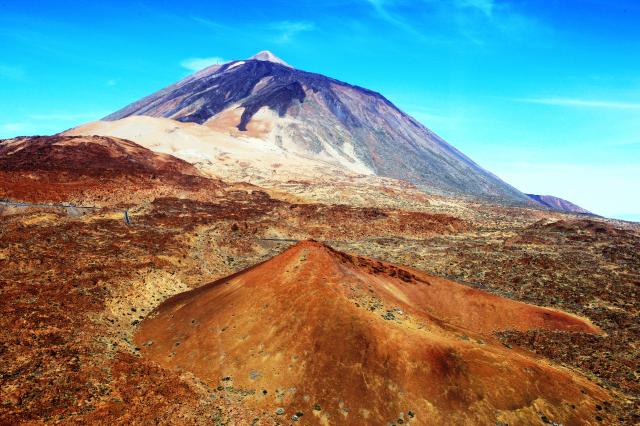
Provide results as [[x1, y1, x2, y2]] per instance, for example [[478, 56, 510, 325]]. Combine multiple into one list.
[[248, 50, 292, 67], [95, 52, 535, 205], [136, 240, 605, 425]]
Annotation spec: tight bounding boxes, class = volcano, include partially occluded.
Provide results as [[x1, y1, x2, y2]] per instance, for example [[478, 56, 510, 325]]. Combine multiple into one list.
[[80, 51, 533, 205], [135, 240, 606, 425]]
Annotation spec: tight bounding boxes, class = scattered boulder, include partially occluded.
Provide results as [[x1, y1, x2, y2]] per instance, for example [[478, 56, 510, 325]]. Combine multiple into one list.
[[382, 311, 396, 320]]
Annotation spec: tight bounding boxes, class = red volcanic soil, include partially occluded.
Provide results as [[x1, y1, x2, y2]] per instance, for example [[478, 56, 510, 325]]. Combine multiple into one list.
[[136, 241, 607, 425], [0, 135, 222, 204]]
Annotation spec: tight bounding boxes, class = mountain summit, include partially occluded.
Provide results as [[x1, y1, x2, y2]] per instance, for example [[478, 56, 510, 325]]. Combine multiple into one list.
[[102, 53, 532, 204], [248, 50, 292, 67]]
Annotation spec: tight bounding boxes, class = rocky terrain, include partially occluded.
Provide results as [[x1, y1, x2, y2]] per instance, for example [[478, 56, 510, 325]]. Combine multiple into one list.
[[0, 135, 224, 205], [1, 53, 638, 425], [1, 152, 638, 424]]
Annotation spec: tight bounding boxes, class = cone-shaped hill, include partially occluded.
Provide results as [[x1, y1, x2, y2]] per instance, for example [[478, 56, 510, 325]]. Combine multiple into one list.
[[136, 241, 607, 425]]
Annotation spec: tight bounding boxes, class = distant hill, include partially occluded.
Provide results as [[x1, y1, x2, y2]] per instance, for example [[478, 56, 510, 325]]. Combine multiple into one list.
[[0, 135, 221, 204], [526, 193, 592, 214]]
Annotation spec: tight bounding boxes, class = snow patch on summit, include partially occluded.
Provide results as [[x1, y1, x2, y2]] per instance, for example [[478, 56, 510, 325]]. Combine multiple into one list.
[[248, 50, 292, 68]]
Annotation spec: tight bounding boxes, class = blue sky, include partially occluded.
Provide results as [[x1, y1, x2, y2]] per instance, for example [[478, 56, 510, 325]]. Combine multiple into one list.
[[1, 0, 639, 220]]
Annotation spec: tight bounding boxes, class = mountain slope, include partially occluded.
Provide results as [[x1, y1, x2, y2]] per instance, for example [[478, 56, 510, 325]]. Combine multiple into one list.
[[0, 135, 201, 176], [527, 193, 593, 215], [0, 135, 222, 204], [103, 52, 533, 205], [136, 240, 606, 425]]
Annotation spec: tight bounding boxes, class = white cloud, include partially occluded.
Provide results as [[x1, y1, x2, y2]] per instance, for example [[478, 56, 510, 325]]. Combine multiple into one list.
[[0, 112, 108, 138], [1, 122, 26, 132], [363, 0, 428, 38], [364, 0, 409, 27], [458, 0, 495, 17], [0, 122, 29, 138], [269, 20, 315, 43], [362, 0, 546, 44], [191, 16, 227, 31], [518, 97, 640, 110], [106, 79, 117, 87], [192, 17, 315, 45], [180, 57, 227, 72]]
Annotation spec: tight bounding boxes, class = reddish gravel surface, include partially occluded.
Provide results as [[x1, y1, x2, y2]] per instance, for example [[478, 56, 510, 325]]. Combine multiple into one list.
[[136, 241, 608, 425], [0, 135, 637, 424], [0, 135, 223, 205]]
